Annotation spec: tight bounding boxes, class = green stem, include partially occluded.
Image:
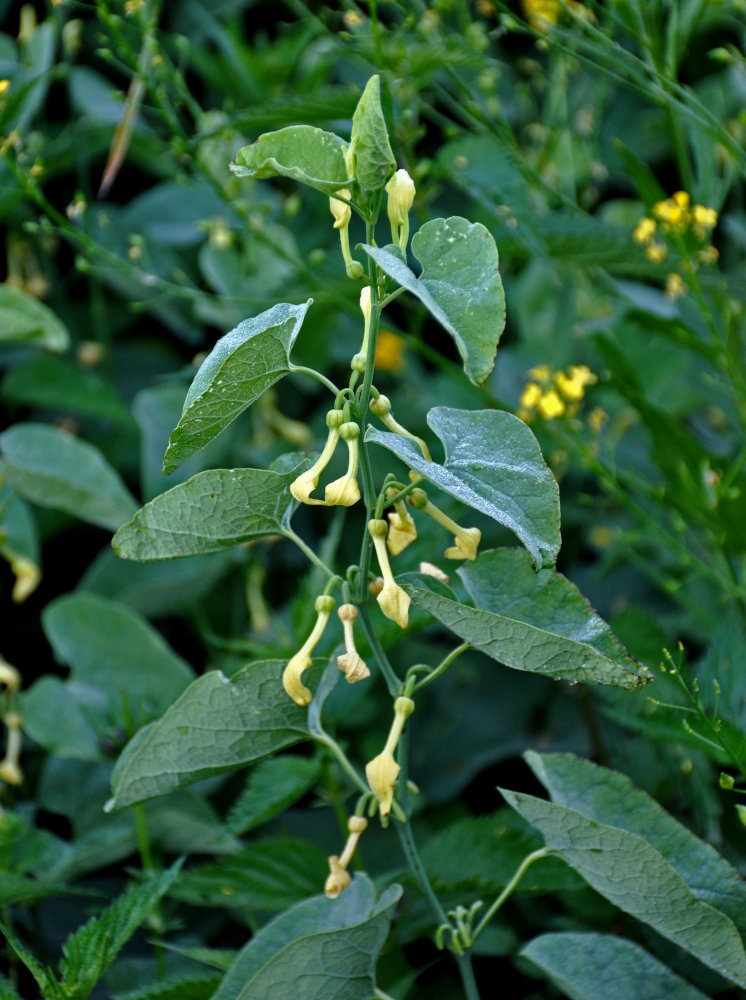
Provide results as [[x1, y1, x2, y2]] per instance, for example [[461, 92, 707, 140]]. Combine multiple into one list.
[[357, 603, 401, 696], [289, 364, 341, 397], [414, 643, 471, 692], [284, 528, 337, 579], [317, 735, 368, 794], [396, 821, 481, 1000], [473, 848, 549, 941]]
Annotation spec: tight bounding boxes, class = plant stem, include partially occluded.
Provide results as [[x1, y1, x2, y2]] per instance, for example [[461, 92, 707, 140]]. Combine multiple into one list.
[[414, 643, 470, 691], [284, 527, 337, 579], [316, 733, 369, 794], [357, 603, 401, 695], [289, 364, 341, 397], [473, 848, 549, 941], [395, 820, 481, 1000]]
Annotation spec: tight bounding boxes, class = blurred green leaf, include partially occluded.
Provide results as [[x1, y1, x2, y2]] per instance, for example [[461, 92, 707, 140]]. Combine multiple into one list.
[[522, 933, 710, 1000], [231, 125, 351, 194], [1, 355, 131, 423], [163, 300, 312, 474], [115, 972, 222, 1000], [0, 424, 137, 531], [112, 463, 303, 560], [367, 407, 560, 568], [349, 75, 395, 191], [212, 875, 401, 1000], [173, 839, 329, 912], [363, 216, 505, 385], [227, 756, 321, 835], [0, 284, 69, 350], [108, 661, 319, 809]]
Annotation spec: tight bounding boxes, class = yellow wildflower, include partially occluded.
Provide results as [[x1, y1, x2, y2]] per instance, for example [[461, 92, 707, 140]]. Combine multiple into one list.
[[365, 697, 414, 816], [528, 364, 552, 383], [324, 422, 361, 507], [691, 205, 718, 230], [555, 364, 596, 402], [0, 80, 10, 98], [522, 0, 559, 29], [375, 330, 406, 372], [632, 217, 656, 244], [536, 390, 565, 420], [519, 382, 542, 409], [665, 273, 687, 300], [698, 245, 719, 265], [645, 241, 667, 264]]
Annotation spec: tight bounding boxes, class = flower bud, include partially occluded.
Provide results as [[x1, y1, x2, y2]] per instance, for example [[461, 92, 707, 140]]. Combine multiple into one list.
[[385, 169, 416, 249], [324, 855, 351, 899], [282, 596, 336, 705], [365, 751, 401, 816]]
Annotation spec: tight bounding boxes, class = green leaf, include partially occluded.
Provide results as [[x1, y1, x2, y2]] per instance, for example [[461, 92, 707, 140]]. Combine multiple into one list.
[[163, 300, 312, 474], [0, 482, 39, 566], [0, 874, 74, 906], [366, 407, 560, 568], [173, 839, 329, 912], [212, 875, 401, 1000], [349, 75, 395, 190], [43, 594, 195, 724], [107, 660, 316, 810], [0, 424, 138, 531], [116, 972, 222, 1000], [21, 676, 103, 761], [522, 933, 711, 1000], [500, 789, 746, 987], [363, 217, 505, 384], [1, 356, 131, 423], [227, 756, 321, 835], [406, 573, 649, 690], [0, 284, 69, 351], [524, 751, 746, 936], [112, 464, 302, 560], [0, 920, 62, 999], [432, 548, 651, 688], [231, 125, 351, 193], [58, 862, 182, 1000]]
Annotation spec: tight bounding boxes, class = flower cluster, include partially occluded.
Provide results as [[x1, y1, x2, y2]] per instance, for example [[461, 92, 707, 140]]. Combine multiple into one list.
[[632, 191, 719, 296], [521, 0, 589, 31], [517, 364, 597, 422]]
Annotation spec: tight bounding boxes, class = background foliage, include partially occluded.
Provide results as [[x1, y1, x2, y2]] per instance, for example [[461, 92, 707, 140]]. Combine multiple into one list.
[[1, 0, 746, 997]]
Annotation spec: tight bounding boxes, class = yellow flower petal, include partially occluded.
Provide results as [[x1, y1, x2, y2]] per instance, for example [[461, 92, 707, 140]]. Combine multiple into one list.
[[365, 751, 401, 815]]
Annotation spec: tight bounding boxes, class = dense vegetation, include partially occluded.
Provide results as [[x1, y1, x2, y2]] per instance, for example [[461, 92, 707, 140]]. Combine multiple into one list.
[[1, 1, 746, 998]]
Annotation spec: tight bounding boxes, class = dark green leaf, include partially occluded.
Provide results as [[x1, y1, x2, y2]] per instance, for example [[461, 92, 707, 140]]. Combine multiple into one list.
[[501, 789, 746, 987], [112, 464, 302, 560], [363, 216, 505, 384], [231, 125, 351, 193], [525, 751, 746, 936], [212, 875, 401, 1000], [21, 676, 106, 761], [59, 862, 182, 1000], [349, 75, 395, 190], [173, 839, 329, 912], [0, 284, 69, 351], [0, 424, 138, 531], [116, 972, 222, 1000], [227, 756, 321, 835], [432, 549, 651, 688], [163, 300, 312, 474], [367, 407, 560, 567], [1, 356, 131, 423], [107, 661, 317, 809], [522, 933, 710, 1000]]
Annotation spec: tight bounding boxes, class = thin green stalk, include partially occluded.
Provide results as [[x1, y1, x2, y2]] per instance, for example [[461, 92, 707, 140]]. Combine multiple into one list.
[[289, 365, 341, 397], [357, 603, 401, 696], [396, 821, 481, 1000], [284, 528, 337, 579], [473, 848, 549, 941], [414, 643, 471, 691], [318, 738, 369, 796]]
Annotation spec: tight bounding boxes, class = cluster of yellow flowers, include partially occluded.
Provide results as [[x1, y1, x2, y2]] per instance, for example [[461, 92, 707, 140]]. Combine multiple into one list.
[[632, 191, 718, 264], [518, 363, 598, 422], [521, 0, 589, 31]]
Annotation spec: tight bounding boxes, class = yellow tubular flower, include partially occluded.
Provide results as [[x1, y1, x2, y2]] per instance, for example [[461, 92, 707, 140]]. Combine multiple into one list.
[[385, 169, 416, 249], [368, 520, 411, 628], [337, 604, 370, 684], [0, 658, 21, 693], [11, 557, 41, 603], [386, 491, 417, 555], [324, 422, 361, 506], [0, 712, 23, 786], [282, 595, 336, 706], [369, 395, 432, 461], [324, 856, 351, 899], [329, 188, 363, 279], [366, 697, 415, 815], [408, 489, 481, 561], [290, 410, 344, 505]]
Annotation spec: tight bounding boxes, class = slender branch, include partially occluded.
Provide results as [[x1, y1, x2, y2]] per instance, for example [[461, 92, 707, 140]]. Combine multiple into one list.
[[289, 364, 341, 397], [473, 848, 549, 941], [414, 643, 471, 692], [316, 734, 368, 794], [284, 527, 337, 578], [357, 603, 401, 696]]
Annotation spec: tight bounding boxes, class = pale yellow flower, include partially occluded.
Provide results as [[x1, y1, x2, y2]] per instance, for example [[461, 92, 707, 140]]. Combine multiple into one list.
[[324, 855, 351, 898], [385, 169, 416, 248], [337, 604, 370, 684], [290, 411, 343, 505], [537, 390, 565, 420], [368, 520, 411, 628], [282, 595, 336, 706], [324, 422, 361, 507], [632, 217, 656, 244], [10, 557, 41, 603], [365, 751, 401, 816]]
